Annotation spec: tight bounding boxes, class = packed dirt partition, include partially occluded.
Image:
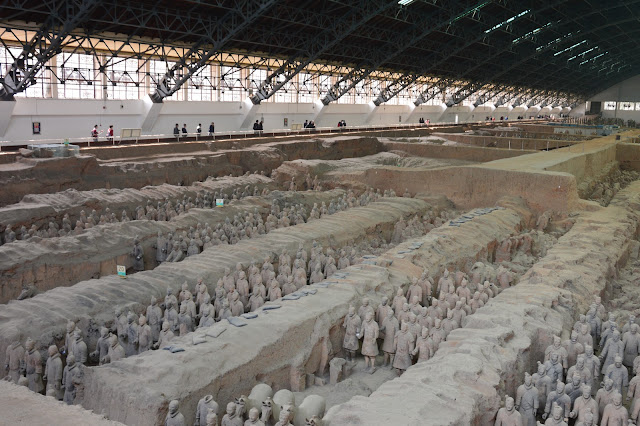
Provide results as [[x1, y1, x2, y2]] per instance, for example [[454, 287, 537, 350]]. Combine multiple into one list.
[[279, 132, 635, 214], [80, 198, 530, 426], [0, 197, 429, 369], [324, 182, 640, 425], [0, 136, 381, 206], [287, 162, 579, 213], [380, 140, 535, 162], [616, 142, 640, 172], [434, 132, 576, 150], [0, 189, 344, 303]]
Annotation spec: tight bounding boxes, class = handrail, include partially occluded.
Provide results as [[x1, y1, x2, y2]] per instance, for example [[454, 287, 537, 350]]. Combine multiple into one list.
[[0, 118, 547, 151]]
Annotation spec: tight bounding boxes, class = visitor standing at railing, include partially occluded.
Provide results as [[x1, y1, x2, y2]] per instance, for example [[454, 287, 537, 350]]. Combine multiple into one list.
[[181, 124, 188, 135], [107, 125, 114, 143], [91, 125, 100, 142], [173, 124, 179, 140], [196, 124, 202, 136], [208, 122, 215, 136]]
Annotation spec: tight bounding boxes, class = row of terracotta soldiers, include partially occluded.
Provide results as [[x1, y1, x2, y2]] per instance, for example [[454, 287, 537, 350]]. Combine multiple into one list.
[[496, 295, 640, 425], [1, 184, 270, 245], [341, 276, 502, 376], [150, 193, 361, 267], [5, 334, 83, 404]]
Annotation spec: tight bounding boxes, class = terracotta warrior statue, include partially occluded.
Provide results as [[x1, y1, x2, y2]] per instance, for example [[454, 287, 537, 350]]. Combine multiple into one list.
[[44, 345, 63, 400], [131, 236, 144, 271], [5, 339, 25, 383], [138, 315, 152, 353], [569, 385, 598, 424], [102, 334, 125, 364], [412, 327, 435, 363], [605, 355, 629, 396], [147, 296, 163, 343], [392, 322, 415, 376], [600, 392, 628, 426], [494, 396, 522, 426], [543, 403, 567, 426], [274, 405, 294, 426], [244, 407, 264, 426], [380, 308, 399, 368], [195, 395, 219, 426], [342, 306, 361, 362], [515, 373, 538, 426], [62, 354, 82, 405], [221, 402, 243, 426], [360, 312, 379, 374], [155, 321, 175, 349], [542, 381, 570, 421], [24, 337, 44, 394], [165, 400, 186, 426]]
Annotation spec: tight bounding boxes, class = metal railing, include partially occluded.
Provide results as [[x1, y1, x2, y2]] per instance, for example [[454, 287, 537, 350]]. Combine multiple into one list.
[[0, 118, 546, 151]]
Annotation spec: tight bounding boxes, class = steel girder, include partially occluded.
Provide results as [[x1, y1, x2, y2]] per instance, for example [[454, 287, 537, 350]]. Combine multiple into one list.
[[249, 0, 396, 105], [0, 0, 102, 100], [320, 0, 493, 105], [149, 0, 276, 103], [372, 74, 419, 106], [471, 84, 507, 107], [438, 0, 580, 105], [414, 79, 456, 106], [0, 0, 250, 46], [407, 0, 562, 107], [444, 0, 640, 101]]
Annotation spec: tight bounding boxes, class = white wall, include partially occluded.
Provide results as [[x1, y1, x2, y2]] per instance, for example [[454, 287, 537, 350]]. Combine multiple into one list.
[[0, 97, 531, 142], [587, 74, 640, 121]]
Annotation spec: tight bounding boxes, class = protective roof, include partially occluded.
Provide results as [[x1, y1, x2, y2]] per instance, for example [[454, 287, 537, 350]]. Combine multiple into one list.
[[1, 0, 638, 98]]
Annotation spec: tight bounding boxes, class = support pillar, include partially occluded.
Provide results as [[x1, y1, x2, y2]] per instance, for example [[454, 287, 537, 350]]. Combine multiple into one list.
[[0, 101, 16, 138], [141, 95, 163, 132], [239, 99, 261, 130]]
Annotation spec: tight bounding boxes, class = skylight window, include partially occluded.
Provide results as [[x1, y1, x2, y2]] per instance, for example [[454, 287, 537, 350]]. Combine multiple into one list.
[[398, 0, 415, 5], [553, 40, 587, 56], [446, 1, 490, 24], [580, 52, 608, 66], [568, 46, 597, 61], [512, 22, 553, 44], [485, 9, 530, 34]]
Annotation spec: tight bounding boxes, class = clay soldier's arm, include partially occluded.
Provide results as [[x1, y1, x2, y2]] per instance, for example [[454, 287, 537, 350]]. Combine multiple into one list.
[[600, 342, 609, 361], [601, 405, 610, 426], [543, 395, 553, 419], [494, 409, 503, 426], [624, 368, 630, 390], [194, 403, 201, 426]]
